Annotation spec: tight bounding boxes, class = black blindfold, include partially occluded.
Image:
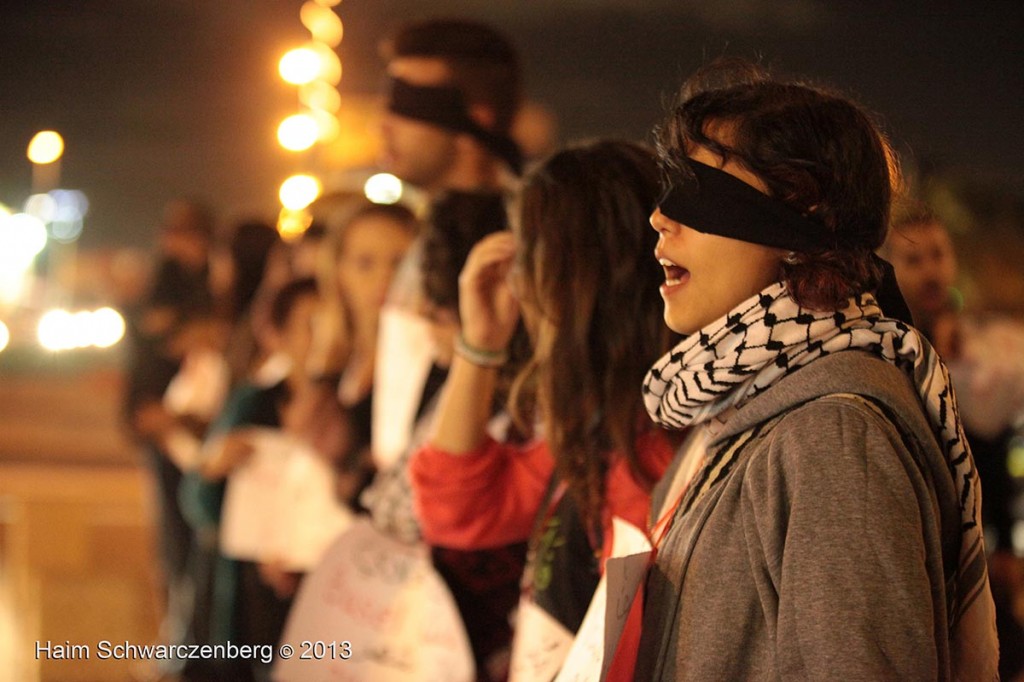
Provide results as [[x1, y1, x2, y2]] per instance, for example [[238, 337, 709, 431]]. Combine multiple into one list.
[[659, 158, 913, 325], [387, 77, 523, 176]]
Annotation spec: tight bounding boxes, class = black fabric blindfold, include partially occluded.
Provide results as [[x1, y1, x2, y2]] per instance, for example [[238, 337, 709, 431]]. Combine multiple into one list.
[[387, 77, 523, 176], [659, 158, 913, 325], [658, 158, 835, 251]]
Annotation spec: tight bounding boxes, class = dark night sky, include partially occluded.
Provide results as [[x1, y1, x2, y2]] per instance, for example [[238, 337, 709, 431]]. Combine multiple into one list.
[[1, 1, 1022, 249]]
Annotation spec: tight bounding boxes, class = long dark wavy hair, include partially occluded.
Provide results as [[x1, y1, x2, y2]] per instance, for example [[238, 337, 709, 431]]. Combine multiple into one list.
[[656, 58, 902, 311], [509, 140, 676, 527]]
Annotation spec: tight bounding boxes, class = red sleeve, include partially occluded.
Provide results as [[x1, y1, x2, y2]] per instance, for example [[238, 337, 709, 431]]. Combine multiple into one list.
[[410, 436, 555, 549]]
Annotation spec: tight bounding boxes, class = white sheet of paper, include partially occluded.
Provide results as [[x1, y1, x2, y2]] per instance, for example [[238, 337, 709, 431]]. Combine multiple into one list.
[[553, 517, 651, 682], [509, 598, 575, 682], [219, 429, 353, 570], [371, 306, 437, 470], [274, 518, 475, 682]]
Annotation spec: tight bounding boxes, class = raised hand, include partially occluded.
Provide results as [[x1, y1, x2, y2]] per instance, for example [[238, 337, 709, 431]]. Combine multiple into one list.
[[457, 231, 521, 352]]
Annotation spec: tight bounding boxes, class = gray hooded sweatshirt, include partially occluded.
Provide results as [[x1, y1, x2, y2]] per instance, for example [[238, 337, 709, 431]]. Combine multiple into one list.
[[635, 350, 980, 681]]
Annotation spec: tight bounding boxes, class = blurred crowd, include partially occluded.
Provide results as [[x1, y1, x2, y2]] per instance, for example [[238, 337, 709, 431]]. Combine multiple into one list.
[[118, 18, 1024, 682]]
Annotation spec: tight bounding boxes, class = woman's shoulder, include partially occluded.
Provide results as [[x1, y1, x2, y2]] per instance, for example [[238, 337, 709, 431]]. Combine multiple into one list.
[[743, 392, 931, 493]]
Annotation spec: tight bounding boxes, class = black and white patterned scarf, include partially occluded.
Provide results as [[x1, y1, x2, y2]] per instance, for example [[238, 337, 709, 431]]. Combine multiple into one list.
[[643, 282, 996, 671]]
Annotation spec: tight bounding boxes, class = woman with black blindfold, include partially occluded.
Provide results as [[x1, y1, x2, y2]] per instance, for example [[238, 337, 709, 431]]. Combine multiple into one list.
[[632, 60, 999, 680]]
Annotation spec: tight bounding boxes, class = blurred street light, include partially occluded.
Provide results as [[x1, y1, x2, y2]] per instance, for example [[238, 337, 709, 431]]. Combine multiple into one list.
[[37, 307, 125, 352], [279, 174, 322, 210], [300, 2, 344, 46], [364, 173, 403, 205], [299, 81, 341, 113], [0, 213, 48, 271], [27, 131, 64, 165], [277, 113, 320, 151], [277, 208, 313, 241], [279, 47, 322, 85], [309, 109, 340, 143]]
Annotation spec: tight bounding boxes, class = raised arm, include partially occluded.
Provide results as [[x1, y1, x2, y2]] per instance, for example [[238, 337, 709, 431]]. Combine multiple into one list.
[[428, 231, 522, 454]]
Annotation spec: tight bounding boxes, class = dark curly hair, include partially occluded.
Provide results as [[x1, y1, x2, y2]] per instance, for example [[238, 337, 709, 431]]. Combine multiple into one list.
[[656, 58, 902, 310], [422, 190, 531, 413]]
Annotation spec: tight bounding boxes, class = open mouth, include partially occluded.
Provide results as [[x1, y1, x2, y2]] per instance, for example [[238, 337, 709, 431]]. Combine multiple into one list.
[[659, 258, 690, 287]]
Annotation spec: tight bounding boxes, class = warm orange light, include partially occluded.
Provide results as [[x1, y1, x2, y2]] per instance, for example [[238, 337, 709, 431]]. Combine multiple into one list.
[[277, 114, 320, 151], [310, 110, 340, 143], [27, 131, 64, 164], [279, 47, 322, 85], [300, 2, 344, 47], [299, 81, 341, 113], [279, 175, 322, 210], [309, 42, 341, 85], [277, 208, 313, 241]]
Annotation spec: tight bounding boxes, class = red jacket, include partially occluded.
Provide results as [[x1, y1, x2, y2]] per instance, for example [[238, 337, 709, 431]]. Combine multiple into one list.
[[410, 430, 675, 568]]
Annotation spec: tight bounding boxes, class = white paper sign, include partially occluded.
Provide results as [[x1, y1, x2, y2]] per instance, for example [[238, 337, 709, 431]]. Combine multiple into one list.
[[553, 518, 651, 682], [509, 599, 574, 682], [371, 306, 437, 470], [274, 518, 475, 682], [219, 429, 353, 570]]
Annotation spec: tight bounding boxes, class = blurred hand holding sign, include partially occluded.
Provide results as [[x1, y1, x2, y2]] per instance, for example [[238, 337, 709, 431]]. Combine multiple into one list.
[[372, 305, 437, 471], [219, 428, 353, 571], [274, 518, 475, 682]]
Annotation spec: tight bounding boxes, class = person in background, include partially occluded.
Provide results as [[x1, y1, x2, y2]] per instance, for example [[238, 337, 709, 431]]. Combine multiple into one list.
[[360, 190, 531, 680], [122, 198, 215, 660], [368, 19, 530, 679], [180, 277, 339, 681], [210, 219, 284, 388], [633, 59, 997, 680], [304, 202, 419, 508], [411, 140, 679, 678], [887, 204, 1024, 680]]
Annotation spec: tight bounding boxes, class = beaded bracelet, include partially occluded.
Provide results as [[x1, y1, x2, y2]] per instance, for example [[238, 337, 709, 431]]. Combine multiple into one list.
[[454, 333, 509, 368]]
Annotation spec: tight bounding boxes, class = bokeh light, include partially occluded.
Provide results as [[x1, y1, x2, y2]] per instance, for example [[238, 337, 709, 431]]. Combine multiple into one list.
[[0, 213, 48, 271], [277, 113, 320, 151], [49, 189, 89, 243], [89, 307, 127, 348], [309, 109, 340, 143], [300, 2, 344, 46], [310, 42, 342, 85], [277, 208, 313, 241], [38, 309, 75, 351], [49, 189, 89, 220], [25, 194, 56, 223], [27, 130, 64, 164], [279, 47, 322, 85], [37, 307, 126, 351], [0, 320, 9, 353], [279, 174, 322, 210], [299, 81, 341, 113], [363, 173, 403, 205]]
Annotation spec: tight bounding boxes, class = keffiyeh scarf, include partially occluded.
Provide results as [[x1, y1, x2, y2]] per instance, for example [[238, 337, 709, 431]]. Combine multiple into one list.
[[643, 282, 997, 673]]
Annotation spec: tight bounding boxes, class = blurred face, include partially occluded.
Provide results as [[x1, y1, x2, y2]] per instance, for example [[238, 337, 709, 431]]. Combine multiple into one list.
[[281, 292, 320, 374], [336, 215, 415, 335], [208, 246, 234, 302], [651, 145, 785, 335], [158, 202, 210, 269], [887, 221, 957, 320], [379, 57, 459, 190]]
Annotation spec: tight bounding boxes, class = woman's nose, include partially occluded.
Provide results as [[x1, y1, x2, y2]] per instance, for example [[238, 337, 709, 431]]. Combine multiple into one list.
[[649, 207, 675, 234]]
